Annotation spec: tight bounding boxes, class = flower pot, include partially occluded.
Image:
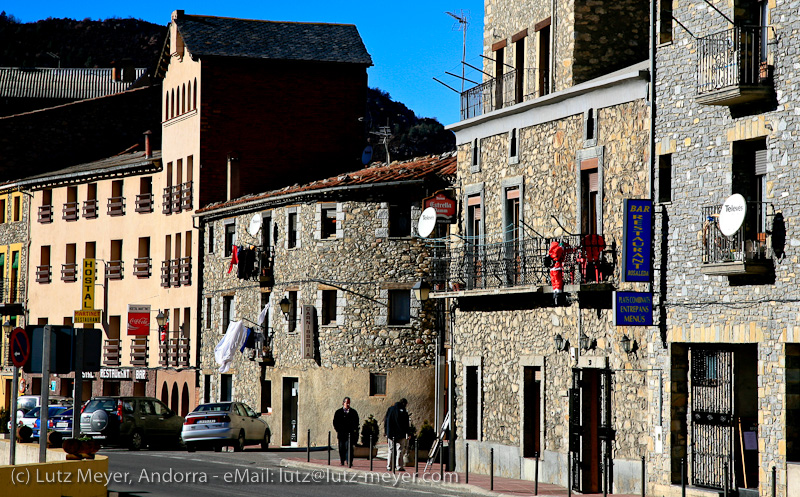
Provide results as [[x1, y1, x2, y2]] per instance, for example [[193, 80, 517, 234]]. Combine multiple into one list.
[[79, 439, 101, 459], [351, 445, 378, 458], [62, 438, 82, 455], [46, 431, 63, 448]]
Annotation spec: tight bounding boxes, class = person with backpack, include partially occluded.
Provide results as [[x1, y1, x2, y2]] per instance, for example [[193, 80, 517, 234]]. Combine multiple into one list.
[[384, 398, 410, 471]]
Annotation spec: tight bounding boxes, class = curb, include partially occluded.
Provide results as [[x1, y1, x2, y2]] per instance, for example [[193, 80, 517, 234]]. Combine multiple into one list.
[[280, 458, 515, 497]]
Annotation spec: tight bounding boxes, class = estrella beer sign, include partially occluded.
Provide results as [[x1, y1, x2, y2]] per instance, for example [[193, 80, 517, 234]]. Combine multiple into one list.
[[127, 304, 151, 336], [622, 199, 652, 282], [423, 190, 456, 224]]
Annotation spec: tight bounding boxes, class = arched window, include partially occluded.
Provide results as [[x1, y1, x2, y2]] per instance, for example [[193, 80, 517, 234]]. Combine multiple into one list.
[[182, 83, 186, 114], [193, 79, 197, 110], [165, 93, 170, 121], [171, 89, 175, 118], [187, 83, 191, 112]]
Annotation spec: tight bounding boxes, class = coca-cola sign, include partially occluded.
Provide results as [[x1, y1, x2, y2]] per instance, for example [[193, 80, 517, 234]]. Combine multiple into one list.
[[127, 304, 151, 336]]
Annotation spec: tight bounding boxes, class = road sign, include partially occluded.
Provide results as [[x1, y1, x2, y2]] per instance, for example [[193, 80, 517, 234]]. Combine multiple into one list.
[[9, 326, 29, 368], [74, 309, 102, 324]]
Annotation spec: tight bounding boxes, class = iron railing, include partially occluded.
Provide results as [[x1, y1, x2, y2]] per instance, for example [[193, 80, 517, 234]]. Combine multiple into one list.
[[106, 260, 124, 280], [103, 339, 120, 367], [107, 197, 125, 216], [135, 193, 154, 213], [460, 68, 539, 120], [180, 181, 193, 211], [62, 202, 79, 221], [35, 265, 51, 284], [61, 263, 78, 282], [130, 337, 148, 366], [430, 233, 614, 292], [698, 26, 770, 95], [179, 257, 192, 286], [83, 199, 98, 219], [158, 337, 190, 368], [133, 257, 151, 277], [701, 201, 773, 264], [38, 205, 53, 224]]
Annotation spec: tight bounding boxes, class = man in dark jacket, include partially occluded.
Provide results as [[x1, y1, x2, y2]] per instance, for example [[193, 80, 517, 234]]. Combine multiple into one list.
[[384, 398, 409, 471], [332, 397, 359, 466]]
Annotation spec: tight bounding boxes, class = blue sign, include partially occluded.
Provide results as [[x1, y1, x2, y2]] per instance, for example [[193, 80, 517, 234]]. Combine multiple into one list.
[[613, 292, 653, 326], [622, 199, 652, 282]]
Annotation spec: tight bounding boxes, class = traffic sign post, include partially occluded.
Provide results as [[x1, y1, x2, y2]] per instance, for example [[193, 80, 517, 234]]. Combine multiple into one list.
[[9, 327, 29, 368]]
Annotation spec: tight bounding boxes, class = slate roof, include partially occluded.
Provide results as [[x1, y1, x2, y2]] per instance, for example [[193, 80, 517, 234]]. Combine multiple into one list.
[[175, 13, 372, 66], [0, 67, 147, 100], [197, 152, 456, 215]]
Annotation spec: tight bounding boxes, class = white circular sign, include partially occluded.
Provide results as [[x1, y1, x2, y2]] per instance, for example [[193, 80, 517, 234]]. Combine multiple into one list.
[[248, 214, 263, 236], [418, 207, 437, 238], [718, 194, 747, 237]]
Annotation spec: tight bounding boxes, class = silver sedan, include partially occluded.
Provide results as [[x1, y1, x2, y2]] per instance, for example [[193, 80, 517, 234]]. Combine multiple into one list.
[[182, 402, 270, 452]]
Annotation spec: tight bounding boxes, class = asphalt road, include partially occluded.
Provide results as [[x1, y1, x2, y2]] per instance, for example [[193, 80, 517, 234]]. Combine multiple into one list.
[[104, 446, 466, 497]]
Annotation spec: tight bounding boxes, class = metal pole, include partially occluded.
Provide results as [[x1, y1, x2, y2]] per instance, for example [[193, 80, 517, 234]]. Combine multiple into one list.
[[772, 465, 776, 497], [603, 451, 608, 497], [724, 461, 729, 497], [440, 436, 444, 476], [327, 431, 330, 465], [39, 324, 51, 463], [369, 435, 373, 471], [465, 443, 469, 484], [72, 327, 84, 439], [681, 457, 686, 497], [307, 429, 310, 462], [568, 451, 572, 497], [535, 452, 539, 495], [641, 456, 646, 497], [490, 447, 494, 491], [414, 438, 419, 474]]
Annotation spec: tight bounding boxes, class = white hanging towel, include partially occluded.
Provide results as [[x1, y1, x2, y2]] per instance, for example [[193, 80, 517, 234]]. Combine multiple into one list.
[[257, 302, 270, 325], [215, 320, 246, 373]]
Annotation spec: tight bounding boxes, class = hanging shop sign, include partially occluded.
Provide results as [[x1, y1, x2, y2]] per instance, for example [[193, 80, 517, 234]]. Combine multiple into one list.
[[127, 304, 151, 336], [423, 191, 456, 224], [622, 199, 653, 282], [301, 305, 315, 360], [82, 258, 96, 310], [613, 291, 653, 326]]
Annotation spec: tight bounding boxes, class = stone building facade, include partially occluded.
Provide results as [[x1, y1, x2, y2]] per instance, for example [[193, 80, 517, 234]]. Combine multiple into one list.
[[440, 0, 652, 493], [196, 154, 455, 447], [652, 0, 800, 495]]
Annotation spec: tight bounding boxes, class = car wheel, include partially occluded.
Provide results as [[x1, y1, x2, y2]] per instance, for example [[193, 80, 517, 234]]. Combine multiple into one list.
[[213, 443, 222, 452], [129, 430, 144, 451], [261, 430, 270, 451], [233, 430, 245, 452], [186, 442, 196, 452]]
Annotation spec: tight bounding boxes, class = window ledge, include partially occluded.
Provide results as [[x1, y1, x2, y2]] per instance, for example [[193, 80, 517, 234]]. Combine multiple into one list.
[[320, 323, 338, 328], [387, 236, 414, 240], [387, 324, 413, 328]]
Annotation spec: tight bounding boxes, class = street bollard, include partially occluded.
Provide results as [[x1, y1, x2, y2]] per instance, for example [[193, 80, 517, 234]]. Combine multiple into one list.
[[681, 457, 686, 497], [534, 452, 539, 495], [724, 462, 729, 497], [568, 452, 572, 497], [465, 443, 469, 484], [641, 456, 645, 497], [414, 438, 419, 475], [772, 466, 776, 497], [490, 448, 494, 491], [348, 433, 352, 468], [440, 438, 444, 476], [369, 435, 373, 472], [327, 432, 331, 465], [307, 429, 311, 462]]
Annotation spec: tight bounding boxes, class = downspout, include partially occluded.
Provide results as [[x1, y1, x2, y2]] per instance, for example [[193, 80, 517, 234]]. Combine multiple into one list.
[[550, 0, 556, 93]]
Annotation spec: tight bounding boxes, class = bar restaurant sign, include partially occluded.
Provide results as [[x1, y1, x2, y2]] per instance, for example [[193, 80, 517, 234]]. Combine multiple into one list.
[[622, 199, 652, 282]]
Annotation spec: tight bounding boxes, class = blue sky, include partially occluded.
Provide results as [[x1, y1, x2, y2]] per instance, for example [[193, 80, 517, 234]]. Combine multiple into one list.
[[6, 1, 485, 126]]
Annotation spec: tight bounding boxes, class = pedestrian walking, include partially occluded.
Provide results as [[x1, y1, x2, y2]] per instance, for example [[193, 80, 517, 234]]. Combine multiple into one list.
[[333, 397, 359, 466]]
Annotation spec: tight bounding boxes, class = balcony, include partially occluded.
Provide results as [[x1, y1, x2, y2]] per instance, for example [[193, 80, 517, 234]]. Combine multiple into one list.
[[62, 202, 79, 221], [179, 257, 192, 286], [696, 26, 773, 106], [36, 265, 51, 284], [133, 257, 151, 278], [130, 337, 148, 366], [38, 205, 53, 224], [103, 339, 120, 367], [430, 233, 615, 295], [160, 260, 172, 288], [460, 68, 541, 120], [1, 278, 24, 304], [107, 196, 125, 216], [158, 337, 190, 368], [106, 260, 124, 280], [61, 263, 78, 282], [135, 193, 154, 213], [180, 181, 193, 211], [161, 259, 182, 287], [162, 183, 193, 214], [83, 199, 98, 219], [701, 202, 774, 275]]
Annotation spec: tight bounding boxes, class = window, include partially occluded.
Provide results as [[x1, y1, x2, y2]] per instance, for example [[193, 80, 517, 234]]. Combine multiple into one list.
[[733, 138, 768, 237], [261, 379, 272, 414], [580, 158, 600, 235], [108, 240, 123, 279], [63, 186, 79, 221], [205, 298, 212, 329], [388, 203, 411, 237], [208, 224, 215, 254], [84, 183, 98, 219], [585, 108, 596, 142], [38, 190, 52, 224], [320, 205, 337, 239], [108, 180, 124, 216], [321, 289, 337, 325], [536, 19, 551, 96], [659, 154, 672, 203], [13, 195, 20, 222], [288, 211, 298, 249], [287, 291, 298, 333], [369, 373, 387, 396], [465, 365, 480, 439], [467, 194, 482, 240], [136, 177, 153, 213], [522, 366, 541, 457], [62, 243, 77, 282], [494, 45, 505, 110], [509, 129, 518, 161], [0, 198, 5, 223], [388, 290, 410, 325], [659, 0, 673, 44], [224, 222, 235, 257], [37, 246, 51, 284], [220, 375, 232, 402], [134, 237, 150, 278], [222, 296, 234, 333], [471, 139, 481, 172], [85, 241, 96, 259]]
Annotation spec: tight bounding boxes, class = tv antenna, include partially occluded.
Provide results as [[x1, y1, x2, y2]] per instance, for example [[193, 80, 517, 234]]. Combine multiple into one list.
[[370, 120, 393, 164], [446, 10, 470, 93]]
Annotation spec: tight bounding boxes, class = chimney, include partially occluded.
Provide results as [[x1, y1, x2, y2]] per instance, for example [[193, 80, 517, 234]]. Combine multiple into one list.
[[144, 130, 153, 158]]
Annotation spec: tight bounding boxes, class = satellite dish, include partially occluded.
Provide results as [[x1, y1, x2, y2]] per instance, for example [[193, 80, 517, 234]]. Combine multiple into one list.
[[418, 207, 437, 238], [361, 145, 373, 165], [248, 214, 262, 236], [718, 194, 747, 237]]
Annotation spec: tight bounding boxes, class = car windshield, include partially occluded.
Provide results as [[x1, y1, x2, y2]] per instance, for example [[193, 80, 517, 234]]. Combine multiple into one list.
[[18, 398, 37, 411], [23, 407, 41, 418], [83, 399, 118, 414], [193, 403, 232, 413], [55, 408, 73, 418]]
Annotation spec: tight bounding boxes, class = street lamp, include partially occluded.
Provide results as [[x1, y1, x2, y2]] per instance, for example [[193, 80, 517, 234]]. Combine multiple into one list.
[[3, 319, 12, 335], [412, 280, 431, 302], [620, 335, 634, 354], [554, 333, 567, 352], [279, 296, 291, 320], [580, 332, 592, 351], [156, 310, 167, 342]]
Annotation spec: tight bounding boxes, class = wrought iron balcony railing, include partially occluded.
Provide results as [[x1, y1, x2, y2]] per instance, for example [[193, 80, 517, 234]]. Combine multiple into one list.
[[430, 233, 615, 292], [697, 26, 773, 105], [83, 199, 99, 219], [135, 193, 154, 213], [38, 205, 53, 224], [701, 201, 774, 275], [62, 202, 79, 221], [103, 339, 120, 367], [460, 68, 540, 120], [1, 278, 24, 304], [130, 337, 148, 366], [158, 337, 190, 368]]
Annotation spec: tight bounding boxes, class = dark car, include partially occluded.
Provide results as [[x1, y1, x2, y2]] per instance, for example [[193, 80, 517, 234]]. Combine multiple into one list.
[[79, 396, 184, 450], [30, 406, 69, 440]]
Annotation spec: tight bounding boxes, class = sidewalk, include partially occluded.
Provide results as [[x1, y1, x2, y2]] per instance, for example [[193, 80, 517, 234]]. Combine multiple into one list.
[[281, 448, 640, 497]]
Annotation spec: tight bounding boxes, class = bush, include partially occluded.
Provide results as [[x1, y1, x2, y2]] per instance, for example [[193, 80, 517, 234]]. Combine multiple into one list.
[[0, 409, 8, 433], [417, 420, 436, 451], [360, 415, 379, 447]]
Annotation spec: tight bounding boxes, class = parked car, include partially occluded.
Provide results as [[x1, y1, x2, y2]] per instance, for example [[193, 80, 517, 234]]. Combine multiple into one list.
[[50, 408, 75, 437], [79, 396, 184, 450], [30, 406, 69, 440], [182, 402, 270, 452], [9, 395, 72, 429]]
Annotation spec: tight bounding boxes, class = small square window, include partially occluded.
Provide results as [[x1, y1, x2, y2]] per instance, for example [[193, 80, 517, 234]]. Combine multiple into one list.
[[288, 212, 298, 249], [389, 290, 410, 325], [321, 207, 336, 239], [321, 290, 337, 325], [659, 154, 672, 203], [222, 296, 234, 332], [208, 224, 215, 254], [389, 204, 411, 237], [370, 373, 387, 396]]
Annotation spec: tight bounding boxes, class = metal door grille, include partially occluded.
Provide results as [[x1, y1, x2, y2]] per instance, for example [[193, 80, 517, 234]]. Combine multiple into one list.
[[691, 348, 733, 489], [569, 370, 582, 491]]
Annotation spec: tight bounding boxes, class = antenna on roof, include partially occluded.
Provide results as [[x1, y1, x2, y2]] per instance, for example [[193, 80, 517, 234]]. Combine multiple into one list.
[[446, 10, 469, 93], [369, 120, 393, 164]]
